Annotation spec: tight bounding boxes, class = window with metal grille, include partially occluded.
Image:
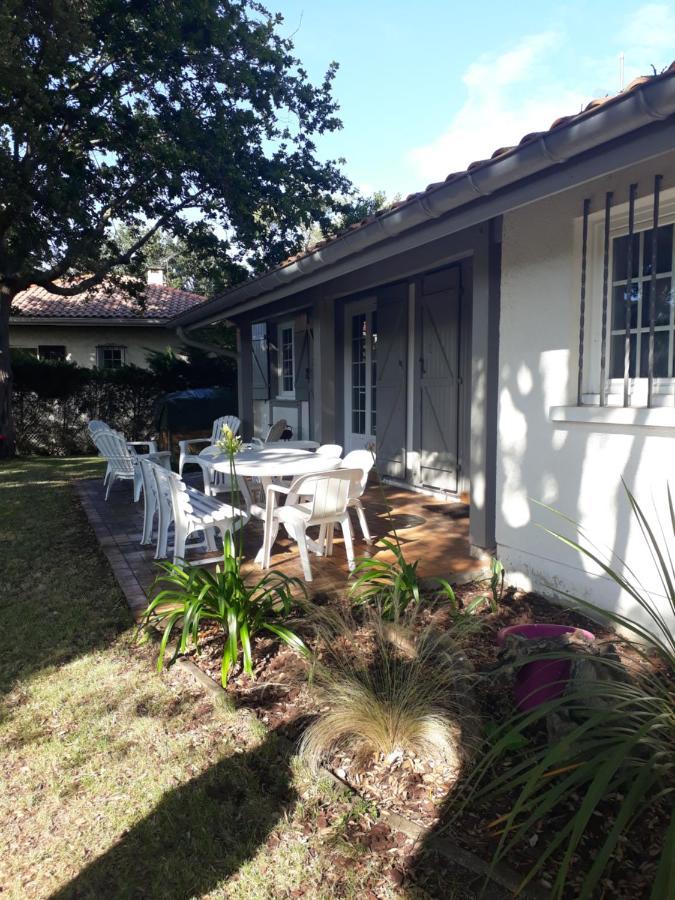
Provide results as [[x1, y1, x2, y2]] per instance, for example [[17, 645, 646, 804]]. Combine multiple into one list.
[[609, 224, 674, 380], [576, 175, 675, 408], [96, 345, 126, 369], [279, 324, 294, 396], [38, 345, 66, 361]]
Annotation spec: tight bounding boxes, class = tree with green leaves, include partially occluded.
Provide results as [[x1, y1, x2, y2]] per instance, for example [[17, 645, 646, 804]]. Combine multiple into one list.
[[0, 0, 351, 457]]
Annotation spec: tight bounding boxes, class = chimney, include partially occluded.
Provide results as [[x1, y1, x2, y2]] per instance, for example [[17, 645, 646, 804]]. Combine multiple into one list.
[[146, 267, 164, 285]]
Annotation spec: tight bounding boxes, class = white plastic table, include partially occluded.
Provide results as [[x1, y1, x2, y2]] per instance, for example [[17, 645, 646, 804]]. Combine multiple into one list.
[[199, 446, 341, 564]]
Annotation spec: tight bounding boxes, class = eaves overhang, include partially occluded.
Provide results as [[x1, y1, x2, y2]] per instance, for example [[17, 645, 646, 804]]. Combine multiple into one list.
[[171, 66, 675, 329]]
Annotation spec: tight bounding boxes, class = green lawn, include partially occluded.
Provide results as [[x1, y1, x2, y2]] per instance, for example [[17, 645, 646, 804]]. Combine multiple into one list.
[[0, 458, 416, 899]]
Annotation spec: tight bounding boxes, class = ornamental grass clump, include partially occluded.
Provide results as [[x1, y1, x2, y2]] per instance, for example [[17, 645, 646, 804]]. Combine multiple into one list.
[[456, 482, 675, 900], [300, 604, 480, 773]]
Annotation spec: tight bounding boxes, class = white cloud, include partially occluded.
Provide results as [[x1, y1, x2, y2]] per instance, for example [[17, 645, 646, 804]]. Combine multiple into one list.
[[407, 32, 588, 186], [619, 3, 675, 59]]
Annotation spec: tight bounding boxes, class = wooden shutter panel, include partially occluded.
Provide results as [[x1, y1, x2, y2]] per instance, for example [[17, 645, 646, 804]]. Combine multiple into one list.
[[376, 282, 408, 479], [294, 319, 310, 402], [252, 324, 270, 401]]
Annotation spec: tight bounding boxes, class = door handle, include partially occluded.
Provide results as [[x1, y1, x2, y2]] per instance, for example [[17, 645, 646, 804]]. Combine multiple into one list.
[[419, 356, 426, 375]]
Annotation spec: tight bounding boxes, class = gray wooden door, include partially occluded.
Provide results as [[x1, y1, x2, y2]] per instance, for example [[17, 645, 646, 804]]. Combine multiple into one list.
[[376, 282, 408, 479], [416, 267, 461, 491]]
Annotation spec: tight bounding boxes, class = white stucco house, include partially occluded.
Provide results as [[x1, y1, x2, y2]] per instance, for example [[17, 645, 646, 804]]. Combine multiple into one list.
[[10, 270, 206, 369], [172, 64, 675, 628]]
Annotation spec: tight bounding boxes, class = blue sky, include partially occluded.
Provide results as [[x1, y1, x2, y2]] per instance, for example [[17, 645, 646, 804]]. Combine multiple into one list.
[[272, 0, 675, 198]]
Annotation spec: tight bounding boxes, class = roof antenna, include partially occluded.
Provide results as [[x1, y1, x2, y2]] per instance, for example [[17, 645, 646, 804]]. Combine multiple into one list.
[[619, 52, 625, 91]]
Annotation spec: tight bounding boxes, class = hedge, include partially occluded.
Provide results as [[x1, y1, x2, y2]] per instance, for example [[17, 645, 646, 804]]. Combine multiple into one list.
[[11, 349, 236, 457]]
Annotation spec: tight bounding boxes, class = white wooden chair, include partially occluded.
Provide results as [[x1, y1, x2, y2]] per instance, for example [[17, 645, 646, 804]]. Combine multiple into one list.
[[315, 444, 343, 458], [178, 415, 241, 477], [153, 466, 248, 565], [262, 469, 361, 581], [341, 449, 375, 544]]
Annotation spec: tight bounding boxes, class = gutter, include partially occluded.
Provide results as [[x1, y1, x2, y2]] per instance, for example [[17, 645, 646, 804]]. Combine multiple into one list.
[[173, 69, 675, 329], [9, 316, 175, 327]]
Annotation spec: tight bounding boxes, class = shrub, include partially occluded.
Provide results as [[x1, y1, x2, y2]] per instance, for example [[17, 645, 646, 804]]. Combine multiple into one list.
[[457, 482, 675, 899], [143, 536, 308, 686], [350, 537, 460, 620], [300, 605, 480, 772]]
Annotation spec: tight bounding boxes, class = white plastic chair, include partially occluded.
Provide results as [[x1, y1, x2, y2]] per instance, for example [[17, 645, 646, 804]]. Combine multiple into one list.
[[262, 469, 361, 581], [92, 430, 143, 501], [154, 466, 248, 565], [88, 419, 159, 485], [315, 444, 343, 458], [341, 450, 375, 544], [178, 415, 241, 477], [138, 454, 173, 548]]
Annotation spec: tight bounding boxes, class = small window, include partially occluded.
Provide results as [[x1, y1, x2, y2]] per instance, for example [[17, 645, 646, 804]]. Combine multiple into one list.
[[97, 345, 126, 369], [278, 323, 294, 396], [38, 345, 66, 361], [609, 223, 674, 379]]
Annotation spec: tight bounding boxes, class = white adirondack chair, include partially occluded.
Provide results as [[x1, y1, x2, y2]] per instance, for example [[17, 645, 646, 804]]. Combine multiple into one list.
[[262, 469, 360, 581], [341, 449, 375, 544], [92, 430, 142, 501], [88, 420, 159, 485], [264, 418, 289, 442], [178, 415, 240, 477], [153, 466, 248, 565]]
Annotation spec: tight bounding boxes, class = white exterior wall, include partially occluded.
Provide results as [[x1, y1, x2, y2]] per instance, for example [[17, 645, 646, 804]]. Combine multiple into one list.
[[9, 324, 185, 368], [497, 153, 675, 632]]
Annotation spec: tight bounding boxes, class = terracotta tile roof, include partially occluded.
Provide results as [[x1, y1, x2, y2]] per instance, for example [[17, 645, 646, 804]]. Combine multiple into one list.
[[273, 64, 675, 270], [11, 279, 206, 321]]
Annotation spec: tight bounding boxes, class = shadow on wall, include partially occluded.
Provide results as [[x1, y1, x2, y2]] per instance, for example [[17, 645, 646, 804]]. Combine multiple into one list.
[[50, 729, 296, 900], [496, 345, 663, 631]]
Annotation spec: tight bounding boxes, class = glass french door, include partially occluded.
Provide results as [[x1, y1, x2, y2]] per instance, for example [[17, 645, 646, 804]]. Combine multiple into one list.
[[345, 299, 377, 451]]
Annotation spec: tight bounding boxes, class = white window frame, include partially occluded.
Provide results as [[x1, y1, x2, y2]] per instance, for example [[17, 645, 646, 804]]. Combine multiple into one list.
[[277, 321, 295, 399], [96, 344, 126, 370], [343, 297, 377, 452], [582, 185, 675, 408]]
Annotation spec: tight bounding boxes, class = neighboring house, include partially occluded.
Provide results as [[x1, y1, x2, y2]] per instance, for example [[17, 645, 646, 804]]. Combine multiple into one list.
[[173, 65, 675, 627], [9, 270, 205, 369]]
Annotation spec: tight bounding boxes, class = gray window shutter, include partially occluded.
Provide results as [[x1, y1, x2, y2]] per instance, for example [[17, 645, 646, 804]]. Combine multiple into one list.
[[294, 319, 310, 402], [376, 282, 408, 479], [252, 324, 270, 400]]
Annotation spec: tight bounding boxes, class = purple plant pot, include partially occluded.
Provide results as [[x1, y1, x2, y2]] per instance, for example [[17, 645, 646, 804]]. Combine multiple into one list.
[[496, 624, 595, 711]]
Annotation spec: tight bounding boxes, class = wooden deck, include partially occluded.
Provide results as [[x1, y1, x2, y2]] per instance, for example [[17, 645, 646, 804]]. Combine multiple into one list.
[[76, 475, 489, 619]]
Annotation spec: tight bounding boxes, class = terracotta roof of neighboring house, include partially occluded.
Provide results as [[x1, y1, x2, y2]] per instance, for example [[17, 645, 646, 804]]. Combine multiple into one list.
[[171, 61, 675, 327], [11, 280, 206, 322]]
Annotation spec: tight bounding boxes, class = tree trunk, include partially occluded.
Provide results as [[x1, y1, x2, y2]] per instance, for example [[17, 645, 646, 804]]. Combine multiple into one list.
[[0, 285, 16, 459]]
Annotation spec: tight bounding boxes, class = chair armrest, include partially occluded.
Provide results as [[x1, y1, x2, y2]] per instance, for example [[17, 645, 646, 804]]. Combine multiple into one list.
[[178, 437, 211, 452], [126, 440, 158, 453], [264, 483, 291, 503], [147, 451, 172, 470]]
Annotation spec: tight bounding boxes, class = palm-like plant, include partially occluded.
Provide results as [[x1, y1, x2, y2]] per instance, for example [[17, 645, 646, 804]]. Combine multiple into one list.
[[144, 535, 308, 685], [457, 482, 675, 899], [142, 424, 308, 685], [350, 538, 461, 619]]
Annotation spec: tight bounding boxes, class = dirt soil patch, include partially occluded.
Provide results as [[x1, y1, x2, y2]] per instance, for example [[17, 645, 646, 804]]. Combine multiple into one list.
[[185, 583, 666, 898]]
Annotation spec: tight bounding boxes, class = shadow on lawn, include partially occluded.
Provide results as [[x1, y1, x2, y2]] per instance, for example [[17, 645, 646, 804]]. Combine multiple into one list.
[[0, 457, 131, 698], [50, 728, 297, 900]]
